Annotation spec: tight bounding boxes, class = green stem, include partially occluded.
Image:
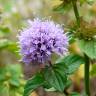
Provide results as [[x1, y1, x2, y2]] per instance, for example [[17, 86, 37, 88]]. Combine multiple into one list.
[[71, 0, 90, 95], [71, 0, 80, 26], [84, 54, 90, 96]]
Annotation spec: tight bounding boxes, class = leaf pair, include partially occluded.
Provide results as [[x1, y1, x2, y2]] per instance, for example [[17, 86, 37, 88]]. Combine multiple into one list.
[[24, 64, 67, 96], [23, 54, 85, 96]]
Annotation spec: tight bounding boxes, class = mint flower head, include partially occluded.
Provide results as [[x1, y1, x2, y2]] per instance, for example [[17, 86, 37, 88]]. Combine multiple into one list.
[[18, 18, 69, 65]]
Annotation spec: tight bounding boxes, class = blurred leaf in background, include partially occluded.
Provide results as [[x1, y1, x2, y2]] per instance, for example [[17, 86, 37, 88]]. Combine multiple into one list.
[[0, 64, 25, 96], [52, 0, 72, 14], [90, 64, 96, 77], [0, 1, 25, 96]]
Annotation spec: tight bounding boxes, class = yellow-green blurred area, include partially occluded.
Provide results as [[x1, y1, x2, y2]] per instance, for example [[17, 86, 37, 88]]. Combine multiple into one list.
[[0, 0, 96, 96]]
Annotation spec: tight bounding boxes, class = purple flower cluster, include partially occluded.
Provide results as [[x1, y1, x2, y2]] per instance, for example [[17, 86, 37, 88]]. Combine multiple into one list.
[[18, 18, 68, 65]]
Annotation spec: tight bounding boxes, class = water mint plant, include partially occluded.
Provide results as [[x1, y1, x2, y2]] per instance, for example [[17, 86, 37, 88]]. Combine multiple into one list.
[[18, 0, 96, 96]]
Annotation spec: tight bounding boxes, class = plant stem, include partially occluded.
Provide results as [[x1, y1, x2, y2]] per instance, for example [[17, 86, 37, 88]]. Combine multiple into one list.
[[71, 0, 80, 26], [84, 54, 90, 96], [71, 0, 90, 95]]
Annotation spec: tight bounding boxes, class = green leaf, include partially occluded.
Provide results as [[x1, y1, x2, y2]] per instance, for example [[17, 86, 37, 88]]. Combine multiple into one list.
[[56, 54, 85, 74], [0, 39, 10, 50], [0, 26, 10, 37], [79, 0, 94, 5], [86, 0, 94, 5], [0, 67, 7, 81], [0, 64, 24, 96], [78, 39, 96, 59], [7, 42, 20, 57], [64, 54, 84, 74], [79, 0, 86, 5], [9, 79, 20, 87], [23, 73, 44, 96], [65, 79, 72, 89], [90, 64, 96, 77], [43, 81, 52, 90], [53, 3, 72, 14], [0, 84, 9, 96], [0, 0, 15, 12], [9, 88, 19, 96], [6, 64, 23, 79], [43, 64, 67, 92], [70, 92, 80, 96], [0, 39, 19, 57], [7, 64, 23, 87]]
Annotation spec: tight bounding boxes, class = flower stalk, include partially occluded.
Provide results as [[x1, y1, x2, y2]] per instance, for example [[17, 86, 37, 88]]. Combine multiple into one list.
[[71, 0, 90, 95], [84, 54, 90, 96], [71, 0, 80, 27]]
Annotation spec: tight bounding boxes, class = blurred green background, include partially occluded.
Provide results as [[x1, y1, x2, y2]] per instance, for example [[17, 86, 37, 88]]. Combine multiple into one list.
[[0, 0, 96, 96]]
